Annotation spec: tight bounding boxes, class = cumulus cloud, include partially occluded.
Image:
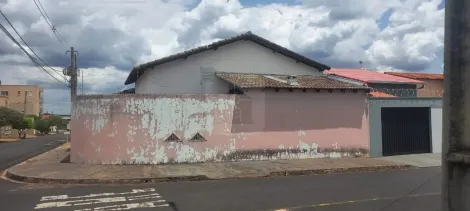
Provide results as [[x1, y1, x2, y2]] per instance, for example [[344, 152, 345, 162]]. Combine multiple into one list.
[[0, 0, 445, 114]]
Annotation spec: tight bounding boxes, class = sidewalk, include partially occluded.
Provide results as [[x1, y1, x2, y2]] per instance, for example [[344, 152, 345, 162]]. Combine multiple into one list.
[[5, 143, 414, 184]]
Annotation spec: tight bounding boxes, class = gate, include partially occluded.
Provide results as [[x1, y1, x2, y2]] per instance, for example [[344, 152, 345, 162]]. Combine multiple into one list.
[[381, 107, 431, 156]]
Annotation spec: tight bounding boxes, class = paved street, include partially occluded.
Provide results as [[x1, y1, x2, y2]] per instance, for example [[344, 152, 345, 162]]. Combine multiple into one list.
[[0, 134, 66, 170], [0, 166, 441, 211]]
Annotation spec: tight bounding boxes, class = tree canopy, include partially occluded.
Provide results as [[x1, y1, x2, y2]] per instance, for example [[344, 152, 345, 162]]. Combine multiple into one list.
[[11, 117, 34, 130], [47, 115, 63, 127], [34, 119, 50, 134], [0, 107, 23, 128]]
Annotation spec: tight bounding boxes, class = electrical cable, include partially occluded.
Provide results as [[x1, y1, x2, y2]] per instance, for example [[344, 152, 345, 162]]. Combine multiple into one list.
[[0, 22, 69, 88], [33, 0, 68, 47], [0, 9, 69, 82]]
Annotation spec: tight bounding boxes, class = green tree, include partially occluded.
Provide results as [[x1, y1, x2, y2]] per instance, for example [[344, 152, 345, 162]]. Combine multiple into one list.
[[0, 107, 23, 138], [11, 117, 34, 139], [48, 115, 63, 127], [34, 119, 50, 134], [0, 107, 23, 127], [25, 114, 40, 122], [11, 117, 33, 130]]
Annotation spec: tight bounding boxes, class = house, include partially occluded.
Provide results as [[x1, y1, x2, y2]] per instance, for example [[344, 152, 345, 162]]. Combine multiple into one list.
[[324, 69, 443, 156], [0, 83, 44, 116], [125, 31, 331, 94], [384, 72, 443, 98], [325, 68, 425, 97], [70, 32, 373, 165]]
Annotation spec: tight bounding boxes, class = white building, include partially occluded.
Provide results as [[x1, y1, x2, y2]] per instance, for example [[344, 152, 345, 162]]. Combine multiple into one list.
[[124, 31, 332, 94]]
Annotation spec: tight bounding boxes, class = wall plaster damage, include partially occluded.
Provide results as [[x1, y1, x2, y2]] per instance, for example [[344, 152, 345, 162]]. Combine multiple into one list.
[[71, 94, 369, 164]]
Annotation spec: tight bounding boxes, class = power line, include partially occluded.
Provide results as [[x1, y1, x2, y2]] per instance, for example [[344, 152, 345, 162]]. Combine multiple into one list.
[[33, 0, 67, 47], [0, 22, 69, 88], [0, 9, 69, 82]]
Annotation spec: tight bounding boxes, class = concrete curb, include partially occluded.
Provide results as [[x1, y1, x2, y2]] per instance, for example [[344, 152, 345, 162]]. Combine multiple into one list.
[[5, 164, 414, 185]]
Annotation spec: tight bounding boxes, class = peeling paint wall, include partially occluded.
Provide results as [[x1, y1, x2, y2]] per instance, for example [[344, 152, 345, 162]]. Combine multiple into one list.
[[71, 91, 370, 164]]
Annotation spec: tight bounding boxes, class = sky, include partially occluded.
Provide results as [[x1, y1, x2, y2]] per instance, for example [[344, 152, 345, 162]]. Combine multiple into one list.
[[0, 0, 445, 115]]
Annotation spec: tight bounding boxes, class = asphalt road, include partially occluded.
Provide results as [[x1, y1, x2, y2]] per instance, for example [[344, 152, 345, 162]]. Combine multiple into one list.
[[0, 166, 441, 211], [0, 134, 66, 170]]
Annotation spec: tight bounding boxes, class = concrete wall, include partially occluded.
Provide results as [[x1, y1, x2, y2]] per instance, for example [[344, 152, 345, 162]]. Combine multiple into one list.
[[418, 79, 444, 97], [431, 108, 442, 153], [71, 91, 369, 164], [135, 40, 322, 94], [369, 98, 442, 157]]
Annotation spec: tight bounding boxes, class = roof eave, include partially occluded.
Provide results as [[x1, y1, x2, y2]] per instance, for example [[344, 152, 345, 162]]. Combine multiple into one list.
[[367, 80, 425, 84]]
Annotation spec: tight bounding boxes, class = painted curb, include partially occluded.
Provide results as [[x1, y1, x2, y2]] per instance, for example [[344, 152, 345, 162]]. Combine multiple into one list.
[[5, 164, 414, 185]]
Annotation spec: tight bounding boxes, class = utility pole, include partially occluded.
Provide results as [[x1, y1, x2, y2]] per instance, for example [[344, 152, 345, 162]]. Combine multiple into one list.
[[65, 47, 77, 143], [65, 47, 78, 102], [442, 0, 470, 210]]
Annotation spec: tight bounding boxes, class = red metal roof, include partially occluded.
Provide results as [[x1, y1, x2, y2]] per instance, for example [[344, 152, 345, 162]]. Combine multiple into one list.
[[325, 68, 424, 84], [384, 72, 443, 80]]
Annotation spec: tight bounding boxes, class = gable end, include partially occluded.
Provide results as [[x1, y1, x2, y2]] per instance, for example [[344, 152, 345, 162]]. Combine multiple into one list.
[[124, 31, 331, 85]]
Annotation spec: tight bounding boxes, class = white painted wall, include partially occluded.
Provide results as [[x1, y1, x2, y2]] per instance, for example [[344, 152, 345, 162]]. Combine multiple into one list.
[[431, 108, 442, 153], [135, 40, 322, 94]]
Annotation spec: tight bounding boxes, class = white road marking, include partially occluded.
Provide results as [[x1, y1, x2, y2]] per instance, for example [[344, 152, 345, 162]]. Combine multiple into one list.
[[75, 200, 168, 211], [40, 189, 156, 201], [35, 188, 168, 210], [127, 193, 160, 199], [35, 196, 127, 209], [128, 196, 161, 201]]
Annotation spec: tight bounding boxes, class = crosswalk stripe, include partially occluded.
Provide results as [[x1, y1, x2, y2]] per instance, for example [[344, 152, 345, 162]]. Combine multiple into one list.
[[74, 200, 168, 211], [40, 189, 156, 201]]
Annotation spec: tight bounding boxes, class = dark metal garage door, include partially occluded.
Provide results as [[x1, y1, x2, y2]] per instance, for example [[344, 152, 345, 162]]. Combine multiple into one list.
[[381, 107, 431, 156]]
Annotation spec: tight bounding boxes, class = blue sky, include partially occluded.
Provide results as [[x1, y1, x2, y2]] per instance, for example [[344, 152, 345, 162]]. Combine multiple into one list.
[[0, 0, 446, 114]]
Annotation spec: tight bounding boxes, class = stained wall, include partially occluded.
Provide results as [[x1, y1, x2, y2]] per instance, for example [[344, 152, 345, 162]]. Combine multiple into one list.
[[71, 91, 369, 164]]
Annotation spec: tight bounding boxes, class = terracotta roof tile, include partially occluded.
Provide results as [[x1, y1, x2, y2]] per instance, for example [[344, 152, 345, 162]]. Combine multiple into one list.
[[215, 73, 370, 90], [384, 72, 443, 80], [325, 68, 424, 84], [369, 91, 396, 98]]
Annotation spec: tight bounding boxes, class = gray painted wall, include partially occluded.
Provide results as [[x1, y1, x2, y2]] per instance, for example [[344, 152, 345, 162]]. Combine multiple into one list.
[[369, 98, 442, 157], [431, 108, 442, 153]]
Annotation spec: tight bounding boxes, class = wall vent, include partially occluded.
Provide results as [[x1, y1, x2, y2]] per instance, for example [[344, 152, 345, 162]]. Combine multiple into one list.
[[189, 133, 207, 142], [165, 133, 181, 142]]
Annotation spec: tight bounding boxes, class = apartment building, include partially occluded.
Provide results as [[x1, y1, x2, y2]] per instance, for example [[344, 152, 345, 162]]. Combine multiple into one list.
[[0, 83, 43, 116], [0, 95, 8, 107]]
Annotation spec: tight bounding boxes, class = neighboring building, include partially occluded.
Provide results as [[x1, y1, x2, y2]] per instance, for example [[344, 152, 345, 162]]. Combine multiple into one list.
[[384, 72, 444, 98], [0, 95, 8, 107], [325, 68, 425, 97], [70, 32, 374, 164], [125, 31, 331, 94], [0, 84, 43, 116]]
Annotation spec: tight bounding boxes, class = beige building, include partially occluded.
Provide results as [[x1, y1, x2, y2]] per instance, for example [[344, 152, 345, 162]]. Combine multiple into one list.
[[384, 72, 444, 98], [0, 84, 43, 116], [0, 95, 8, 107]]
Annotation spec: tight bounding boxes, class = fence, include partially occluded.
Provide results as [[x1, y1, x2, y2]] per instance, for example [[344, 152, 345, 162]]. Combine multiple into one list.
[[369, 88, 444, 98]]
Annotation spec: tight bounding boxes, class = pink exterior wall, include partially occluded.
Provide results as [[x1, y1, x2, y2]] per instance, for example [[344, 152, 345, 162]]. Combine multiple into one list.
[[71, 91, 369, 164]]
